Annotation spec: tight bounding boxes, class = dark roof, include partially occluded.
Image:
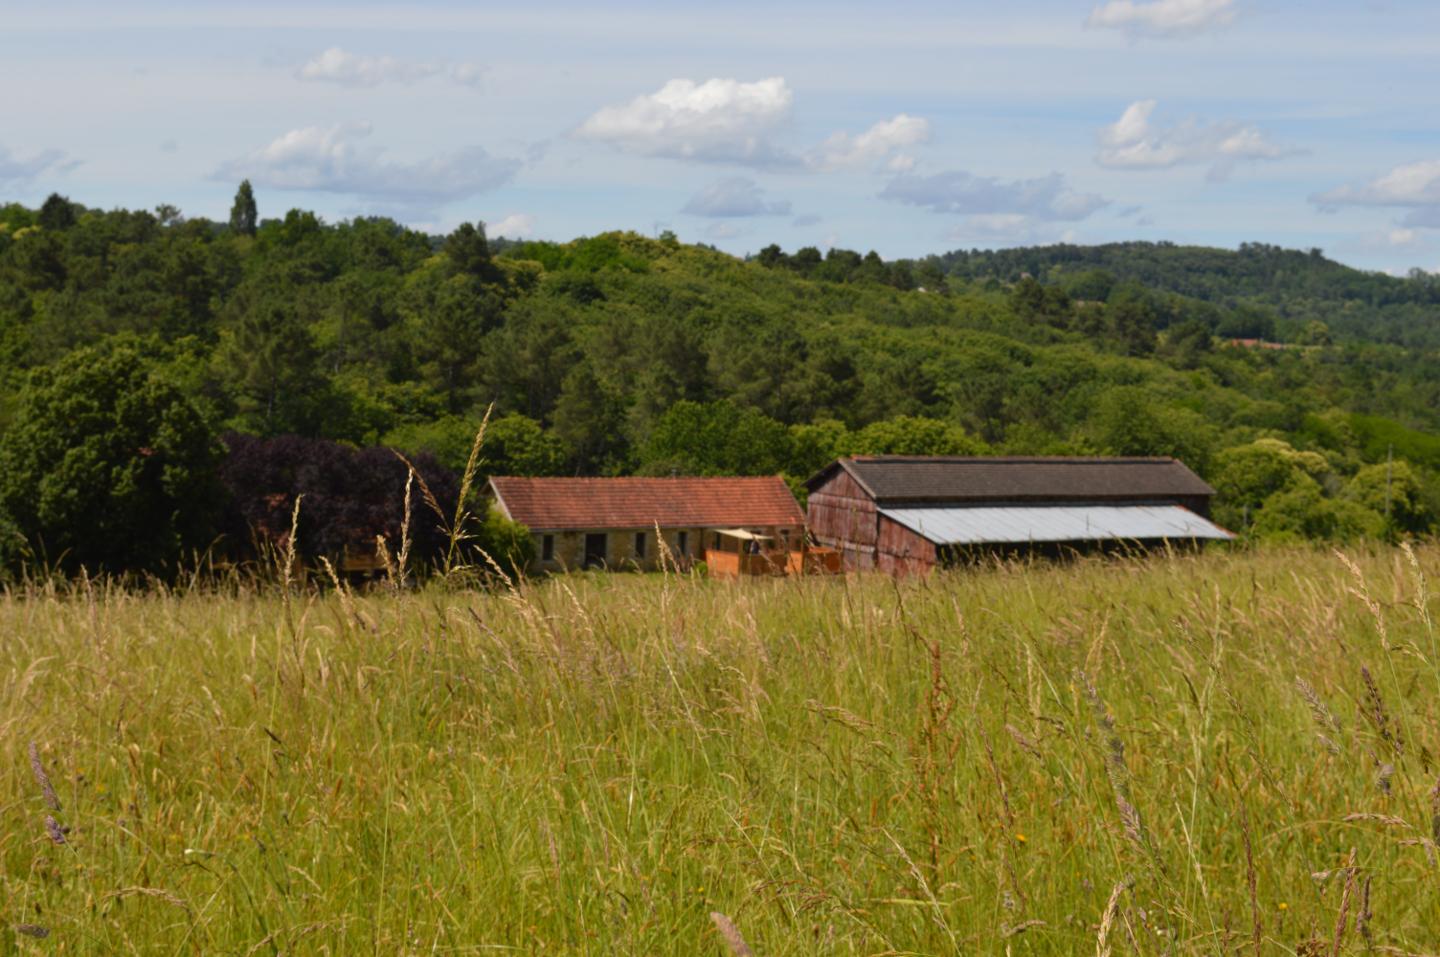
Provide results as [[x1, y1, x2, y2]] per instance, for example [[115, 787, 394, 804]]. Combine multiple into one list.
[[489, 476, 805, 531], [806, 456, 1215, 504]]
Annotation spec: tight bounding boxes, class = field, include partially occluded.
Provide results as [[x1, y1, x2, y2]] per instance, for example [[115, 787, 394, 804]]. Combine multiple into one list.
[[2, 545, 1438, 955]]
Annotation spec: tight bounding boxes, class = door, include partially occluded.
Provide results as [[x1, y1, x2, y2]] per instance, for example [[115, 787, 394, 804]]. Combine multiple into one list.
[[583, 533, 607, 569]]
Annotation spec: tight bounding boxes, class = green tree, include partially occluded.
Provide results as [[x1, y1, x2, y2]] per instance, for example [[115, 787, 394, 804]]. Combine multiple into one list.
[[0, 343, 222, 573], [229, 180, 258, 237], [1346, 460, 1429, 535], [640, 400, 791, 477], [38, 193, 78, 231], [850, 416, 984, 456]]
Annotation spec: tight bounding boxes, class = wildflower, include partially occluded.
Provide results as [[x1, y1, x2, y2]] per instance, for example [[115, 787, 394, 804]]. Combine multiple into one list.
[[1278, 902, 1289, 911], [1015, 833, 1027, 844]]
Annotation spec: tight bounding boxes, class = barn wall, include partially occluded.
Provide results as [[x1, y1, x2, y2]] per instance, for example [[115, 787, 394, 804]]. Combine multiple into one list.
[[876, 514, 938, 576], [806, 469, 878, 571]]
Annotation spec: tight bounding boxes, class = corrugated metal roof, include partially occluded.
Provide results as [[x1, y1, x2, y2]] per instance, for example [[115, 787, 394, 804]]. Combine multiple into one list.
[[879, 504, 1234, 545], [808, 456, 1215, 503], [488, 476, 805, 531]]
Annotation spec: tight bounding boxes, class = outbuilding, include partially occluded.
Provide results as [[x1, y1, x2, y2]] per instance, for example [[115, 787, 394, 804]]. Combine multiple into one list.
[[805, 456, 1233, 574], [488, 475, 806, 574]]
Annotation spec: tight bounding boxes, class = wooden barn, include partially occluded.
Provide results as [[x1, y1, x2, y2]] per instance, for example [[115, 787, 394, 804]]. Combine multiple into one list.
[[805, 456, 1233, 574], [487, 475, 807, 575]]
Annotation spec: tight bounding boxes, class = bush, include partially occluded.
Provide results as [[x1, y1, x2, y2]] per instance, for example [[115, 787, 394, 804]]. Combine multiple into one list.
[[0, 343, 223, 574]]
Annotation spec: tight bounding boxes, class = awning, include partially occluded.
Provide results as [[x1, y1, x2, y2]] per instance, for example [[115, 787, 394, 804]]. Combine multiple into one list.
[[712, 528, 774, 541], [879, 504, 1234, 545]]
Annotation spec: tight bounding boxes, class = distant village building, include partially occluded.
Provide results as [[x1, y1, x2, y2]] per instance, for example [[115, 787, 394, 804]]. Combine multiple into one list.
[[806, 456, 1233, 574], [487, 476, 806, 575]]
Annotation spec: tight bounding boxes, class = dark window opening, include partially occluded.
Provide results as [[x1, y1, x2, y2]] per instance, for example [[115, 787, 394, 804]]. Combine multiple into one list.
[[542, 534, 554, 561], [634, 532, 646, 558], [677, 531, 688, 556], [583, 533, 607, 569]]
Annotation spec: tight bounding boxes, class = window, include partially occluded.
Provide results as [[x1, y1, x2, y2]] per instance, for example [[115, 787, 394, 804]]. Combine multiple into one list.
[[634, 532, 646, 558], [677, 531, 688, 556], [542, 534, 554, 561]]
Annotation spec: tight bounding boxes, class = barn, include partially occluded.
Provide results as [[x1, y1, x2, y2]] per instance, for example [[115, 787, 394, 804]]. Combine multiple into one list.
[[487, 475, 806, 574], [805, 456, 1234, 574]]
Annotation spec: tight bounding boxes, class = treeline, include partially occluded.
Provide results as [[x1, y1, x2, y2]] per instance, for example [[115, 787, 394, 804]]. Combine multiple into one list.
[[0, 189, 1438, 576]]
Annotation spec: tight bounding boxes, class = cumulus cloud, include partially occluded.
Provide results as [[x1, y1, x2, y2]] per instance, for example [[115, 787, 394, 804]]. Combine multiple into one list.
[[1097, 100, 1294, 180], [807, 114, 930, 171], [215, 122, 519, 213], [1086, 0, 1237, 37], [682, 178, 791, 217], [0, 144, 78, 187], [576, 77, 795, 166], [297, 47, 485, 89], [1312, 160, 1440, 228], [490, 212, 535, 238], [880, 169, 1108, 222], [577, 77, 930, 172]]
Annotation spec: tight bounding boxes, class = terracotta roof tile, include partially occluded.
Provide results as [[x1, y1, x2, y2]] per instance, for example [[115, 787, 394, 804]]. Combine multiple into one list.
[[489, 476, 805, 531]]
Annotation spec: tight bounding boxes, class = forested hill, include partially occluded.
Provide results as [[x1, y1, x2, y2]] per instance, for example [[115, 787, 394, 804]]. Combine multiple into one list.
[[925, 241, 1440, 348], [1, 191, 1439, 574]]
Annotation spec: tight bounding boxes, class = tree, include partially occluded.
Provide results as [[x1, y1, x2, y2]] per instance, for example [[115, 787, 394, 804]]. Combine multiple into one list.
[[229, 180, 258, 236], [38, 193, 78, 231], [850, 416, 984, 456], [1346, 460, 1429, 535], [0, 343, 223, 574], [444, 222, 497, 281]]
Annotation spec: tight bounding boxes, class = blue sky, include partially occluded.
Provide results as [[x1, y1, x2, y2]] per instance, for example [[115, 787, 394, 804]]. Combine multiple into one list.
[[4, 0, 1440, 272]]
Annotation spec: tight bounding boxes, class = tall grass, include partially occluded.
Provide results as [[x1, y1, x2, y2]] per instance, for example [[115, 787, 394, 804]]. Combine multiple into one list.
[[1, 544, 1437, 954]]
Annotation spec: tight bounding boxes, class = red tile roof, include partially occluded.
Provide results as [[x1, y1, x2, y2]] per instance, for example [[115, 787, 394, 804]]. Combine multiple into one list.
[[488, 476, 805, 531]]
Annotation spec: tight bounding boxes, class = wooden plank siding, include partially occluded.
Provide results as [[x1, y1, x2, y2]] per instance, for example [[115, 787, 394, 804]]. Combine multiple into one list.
[[876, 513, 939, 575], [805, 469, 879, 571]]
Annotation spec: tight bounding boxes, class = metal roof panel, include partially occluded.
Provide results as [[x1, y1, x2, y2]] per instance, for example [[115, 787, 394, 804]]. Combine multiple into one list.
[[879, 504, 1234, 544]]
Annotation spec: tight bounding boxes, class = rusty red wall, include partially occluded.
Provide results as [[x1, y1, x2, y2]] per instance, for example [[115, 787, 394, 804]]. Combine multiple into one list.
[[876, 513, 938, 575], [806, 469, 878, 571]]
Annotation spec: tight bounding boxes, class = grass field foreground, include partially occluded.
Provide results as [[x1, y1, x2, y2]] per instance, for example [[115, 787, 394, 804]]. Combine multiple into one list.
[[2, 545, 1439, 954]]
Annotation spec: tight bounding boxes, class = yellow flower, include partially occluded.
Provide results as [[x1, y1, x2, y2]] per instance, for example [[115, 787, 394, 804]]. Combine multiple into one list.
[[1015, 833, 1027, 844], [1278, 902, 1289, 911]]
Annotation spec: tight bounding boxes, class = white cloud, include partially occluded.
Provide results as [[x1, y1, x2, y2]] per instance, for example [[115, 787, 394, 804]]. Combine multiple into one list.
[[297, 47, 485, 89], [0, 144, 78, 187], [880, 169, 1108, 222], [1387, 228, 1418, 246], [1086, 0, 1237, 37], [808, 114, 930, 171], [215, 123, 519, 213], [490, 212, 535, 238], [682, 178, 791, 217], [576, 77, 795, 167], [1312, 159, 1440, 227], [577, 77, 930, 173], [1097, 100, 1293, 180]]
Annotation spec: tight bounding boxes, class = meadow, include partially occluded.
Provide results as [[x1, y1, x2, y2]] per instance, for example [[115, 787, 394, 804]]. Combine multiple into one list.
[[2, 545, 1438, 955]]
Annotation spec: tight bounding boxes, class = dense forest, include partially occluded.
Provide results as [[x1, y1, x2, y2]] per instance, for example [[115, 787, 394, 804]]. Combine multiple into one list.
[[1, 187, 1438, 576]]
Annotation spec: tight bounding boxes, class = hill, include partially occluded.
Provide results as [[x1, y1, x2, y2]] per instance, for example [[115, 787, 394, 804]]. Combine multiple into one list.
[[1, 192, 1438, 573]]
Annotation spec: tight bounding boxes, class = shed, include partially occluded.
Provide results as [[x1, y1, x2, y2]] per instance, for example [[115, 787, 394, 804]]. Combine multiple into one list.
[[805, 456, 1233, 574], [488, 475, 806, 573]]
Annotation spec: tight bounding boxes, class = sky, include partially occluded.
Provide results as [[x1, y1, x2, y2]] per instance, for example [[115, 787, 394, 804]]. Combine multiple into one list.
[[4, 0, 1440, 273]]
